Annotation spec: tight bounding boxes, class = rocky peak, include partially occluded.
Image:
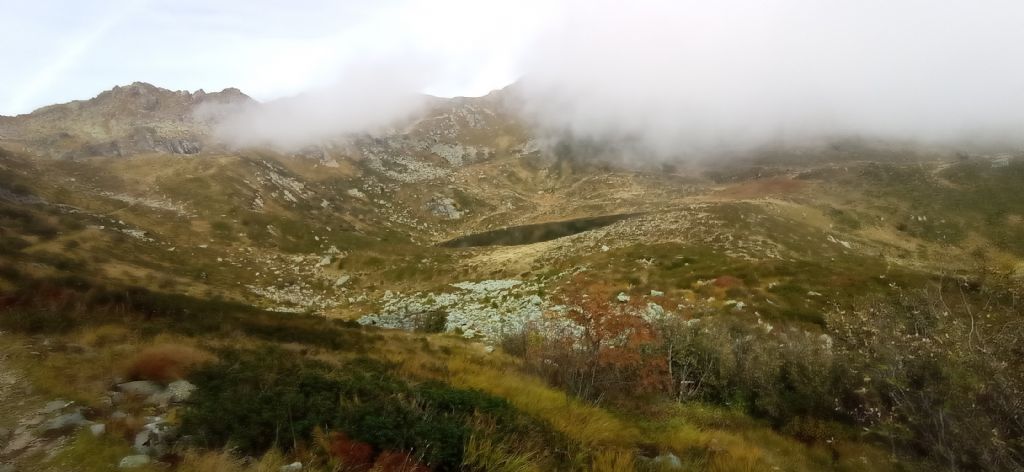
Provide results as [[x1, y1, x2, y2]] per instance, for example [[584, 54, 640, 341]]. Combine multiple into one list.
[[0, 83, 254, 158]]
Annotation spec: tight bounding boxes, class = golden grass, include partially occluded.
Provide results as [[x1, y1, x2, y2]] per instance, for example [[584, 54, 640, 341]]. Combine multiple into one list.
[[591, 448, 636, 472], [51, 431, 161, 472], [3, 321, 907, 472], [376, 334, 904, 472]]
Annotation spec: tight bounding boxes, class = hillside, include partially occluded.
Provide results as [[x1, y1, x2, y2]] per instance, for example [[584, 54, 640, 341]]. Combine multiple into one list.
[[0, 83, 1022, 471]]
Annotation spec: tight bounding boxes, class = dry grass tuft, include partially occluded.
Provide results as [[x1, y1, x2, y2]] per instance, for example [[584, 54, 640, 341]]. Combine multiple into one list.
[[591, 448, 636, 472], [177, 448, 288, 472]]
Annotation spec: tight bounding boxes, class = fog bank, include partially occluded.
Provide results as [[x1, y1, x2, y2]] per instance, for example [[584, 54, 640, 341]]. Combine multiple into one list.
[[204, 0, 1024, 155]]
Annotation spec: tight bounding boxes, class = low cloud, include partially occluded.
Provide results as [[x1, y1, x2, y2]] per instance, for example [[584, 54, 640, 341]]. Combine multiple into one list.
[[200, 0, 1024, 156], [513, 0, 1024, 157], [199, 59, 434, 150]]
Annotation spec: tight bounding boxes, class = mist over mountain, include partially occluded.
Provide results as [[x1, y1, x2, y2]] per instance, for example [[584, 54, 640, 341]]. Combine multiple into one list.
[[3, 3, 1024, 472], [167, 1, 1024, 158]]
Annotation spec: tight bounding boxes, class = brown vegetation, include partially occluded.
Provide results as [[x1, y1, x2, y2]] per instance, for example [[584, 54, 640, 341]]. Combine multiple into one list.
[[124, 343, 215, 383]]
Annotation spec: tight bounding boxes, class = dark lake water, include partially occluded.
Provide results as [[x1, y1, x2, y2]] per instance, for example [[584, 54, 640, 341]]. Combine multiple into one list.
[[440, 213, 635, 248]]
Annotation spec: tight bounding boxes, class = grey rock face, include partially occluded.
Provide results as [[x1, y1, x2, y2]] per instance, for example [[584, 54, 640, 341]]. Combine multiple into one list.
[[426, 196, 463, 220], [163, 138, 201, 154]]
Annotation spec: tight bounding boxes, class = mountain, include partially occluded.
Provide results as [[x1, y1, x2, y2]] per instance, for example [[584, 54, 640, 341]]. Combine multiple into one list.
[[0, 83, 1022, 471], [0, 82, 252, 158]]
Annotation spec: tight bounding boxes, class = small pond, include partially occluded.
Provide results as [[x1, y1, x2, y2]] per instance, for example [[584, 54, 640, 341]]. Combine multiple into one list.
[[440, 213, 635, 248]]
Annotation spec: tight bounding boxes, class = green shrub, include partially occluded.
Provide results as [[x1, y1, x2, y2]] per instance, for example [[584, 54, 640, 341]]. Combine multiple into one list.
[[182, 349, 559, 470]]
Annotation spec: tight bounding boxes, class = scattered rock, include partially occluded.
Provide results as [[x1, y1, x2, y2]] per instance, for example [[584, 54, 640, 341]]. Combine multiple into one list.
[[616, 292, 631, 302], [425, 196, 463, 220], [119, 455, 151, 469], [359, 279, 547, 343], [334, 275, 351, 287], [134, 417, 178, 456], [650, 290, 664, 297]]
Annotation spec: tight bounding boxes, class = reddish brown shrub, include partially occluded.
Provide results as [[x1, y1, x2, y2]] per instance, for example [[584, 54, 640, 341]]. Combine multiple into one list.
[[372, 450, 430, 472], [528, 275, 668, 400], [124, 343, 215, 383], [712, 275, 743, 289], [327, 432, 375, 470]]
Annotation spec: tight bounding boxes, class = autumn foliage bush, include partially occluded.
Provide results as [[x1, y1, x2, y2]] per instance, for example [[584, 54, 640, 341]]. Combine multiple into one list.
[[523, 276, 668, 401]]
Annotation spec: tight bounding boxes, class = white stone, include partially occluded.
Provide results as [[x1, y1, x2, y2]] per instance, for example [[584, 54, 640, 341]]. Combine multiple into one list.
[[119, 455, 151, 469]]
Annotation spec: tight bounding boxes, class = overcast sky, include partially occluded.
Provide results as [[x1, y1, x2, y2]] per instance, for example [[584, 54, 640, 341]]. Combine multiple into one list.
[[4, 0, 1024, 151], [0, 0, 558, 115]]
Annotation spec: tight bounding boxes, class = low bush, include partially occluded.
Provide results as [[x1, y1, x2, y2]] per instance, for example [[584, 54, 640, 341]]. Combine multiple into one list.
[[182, 348, 561, 471]]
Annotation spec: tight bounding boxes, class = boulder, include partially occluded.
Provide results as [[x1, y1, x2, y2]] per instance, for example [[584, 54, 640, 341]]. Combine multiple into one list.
[[39, 400, 72, 415], [39, 411, 92, 436], [651, 452, 683, 469], [90, 423, 106, 437], [166, 380, 197, 403], [117, 380, 163, 398], [280, 462, 303, 472]]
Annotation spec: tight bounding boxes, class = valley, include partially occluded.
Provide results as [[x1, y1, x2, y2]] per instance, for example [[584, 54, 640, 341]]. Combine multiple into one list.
[[0, 83, 1022, 471]]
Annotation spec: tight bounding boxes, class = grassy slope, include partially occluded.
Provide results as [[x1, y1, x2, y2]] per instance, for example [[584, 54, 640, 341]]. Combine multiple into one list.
[[0, 279, 909, 472]]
